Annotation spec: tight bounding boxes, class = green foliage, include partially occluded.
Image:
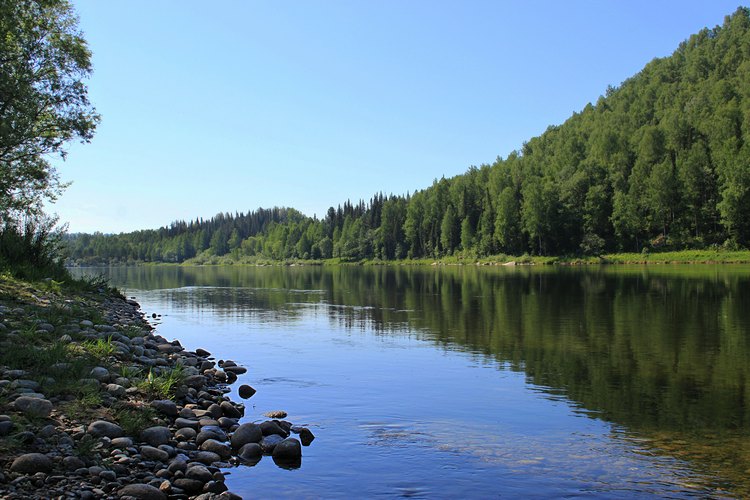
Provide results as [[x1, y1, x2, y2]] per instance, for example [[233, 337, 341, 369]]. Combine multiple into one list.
[[66, 8, 750, 260], [114, 402, 157, 437], [0, 215, 68, 280], [0, 0, 99, 217], [138, 365, 186, 399], [82, 337, 116, 362]]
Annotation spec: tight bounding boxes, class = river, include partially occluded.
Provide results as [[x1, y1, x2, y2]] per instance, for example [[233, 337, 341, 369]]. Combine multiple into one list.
[[71, 264, 750, 498]]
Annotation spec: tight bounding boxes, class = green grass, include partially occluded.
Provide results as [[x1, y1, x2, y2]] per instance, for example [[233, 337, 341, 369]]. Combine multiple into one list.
[[137, 365, 186, 399], [82, 336, 116, 362], [113, 402, 157, 437], [180, 249, 750, 268]]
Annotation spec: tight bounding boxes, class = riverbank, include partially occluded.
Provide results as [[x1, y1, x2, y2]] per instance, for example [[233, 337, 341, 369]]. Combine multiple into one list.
[[172, 249, 750, 267], [0, 273, 312, 499]]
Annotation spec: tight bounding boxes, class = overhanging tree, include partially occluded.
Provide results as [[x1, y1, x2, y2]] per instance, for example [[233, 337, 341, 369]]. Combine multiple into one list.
[[0, 0, 99, 218]]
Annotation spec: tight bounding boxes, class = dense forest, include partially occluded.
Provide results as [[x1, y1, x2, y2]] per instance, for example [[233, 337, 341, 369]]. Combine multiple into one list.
[[67, 8, 750, 264]]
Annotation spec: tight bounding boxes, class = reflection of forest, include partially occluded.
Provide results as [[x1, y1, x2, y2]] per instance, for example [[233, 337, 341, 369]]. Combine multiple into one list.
[[87, 264, 750, 493]]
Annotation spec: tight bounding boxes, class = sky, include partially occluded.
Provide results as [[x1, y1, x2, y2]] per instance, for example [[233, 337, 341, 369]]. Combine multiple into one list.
[[48, 1, 746, 234]]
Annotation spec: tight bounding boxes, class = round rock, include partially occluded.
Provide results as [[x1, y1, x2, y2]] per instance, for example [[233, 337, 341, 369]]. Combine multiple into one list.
[[10, 453, 53, 474], [230, 423, 262, 450], [238, 442, 263, 461], [88, 420, 124, 438], [141, 426, 171, 447], [117, 483, 167, 499], [272, 437, 302, 461], [140, 445, 169, 462], [199, 439, 232, 459], [238, 384, 256, 399], [220, 401, 242, 419], [13, 396, 53, 418], [150, 399, 178, 417]]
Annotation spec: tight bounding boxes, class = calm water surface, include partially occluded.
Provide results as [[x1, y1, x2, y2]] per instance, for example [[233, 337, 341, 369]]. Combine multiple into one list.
[[72, 265, 750, 498]]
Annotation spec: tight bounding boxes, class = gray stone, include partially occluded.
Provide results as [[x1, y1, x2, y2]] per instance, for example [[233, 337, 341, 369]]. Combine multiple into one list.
[[140, 445, 169, 462], [238, 384, 256, 399], [238, 442, 263, 461], [199, 439, 231, 459], [11, 379, 40, 391], [117, 483, 167, 499], [39, 424, 57, 438], [10, 453, 53, 474], [62, 456, 85, 471], [111, 436, 133, 448], [218, 417, 238, 429], [230, 423, 262, 450], [204, 480, 229, 494], [260, 420, 288, 438], [185, 464, 213, 483], [174, 417, 201, 431], [4, 369, 28, 379], [175, 427, 197, 442], [195, 348, 211, 357], [80, 320, 94, 328], [206, 403, 222, 419], [192, 450, 221, 465], [260, 434, 284, 454], [106, 383, 126, 397], [272, 437, 302, 462], [36, 322, 55, 332], [182, 375, 206, 388], [13, 396, 53, 418], [299, 427, 316, 446], [87, 420, 124, 439], [223, 364, 247, 374], [100, 469, 117, 481], [90, 366, 110, 382], [173, 478, 204, 494], [219, 401, 242, 419], [0, 420, 14, 436], [167, 459, 187, 474], [196, 426, 227, 445], [141, 426, 171, 447], [150, 399, 178, 417]]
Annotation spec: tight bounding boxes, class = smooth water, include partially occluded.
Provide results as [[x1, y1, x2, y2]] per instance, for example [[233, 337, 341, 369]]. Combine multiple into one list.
[[71, 265, 750, 498]]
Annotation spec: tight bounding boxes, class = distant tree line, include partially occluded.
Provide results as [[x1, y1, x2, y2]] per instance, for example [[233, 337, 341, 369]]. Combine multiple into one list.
[[67, 8, 750, 264]]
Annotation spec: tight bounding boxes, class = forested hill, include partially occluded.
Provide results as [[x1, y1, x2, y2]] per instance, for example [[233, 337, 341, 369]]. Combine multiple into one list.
[[67, 8, 750, 264]]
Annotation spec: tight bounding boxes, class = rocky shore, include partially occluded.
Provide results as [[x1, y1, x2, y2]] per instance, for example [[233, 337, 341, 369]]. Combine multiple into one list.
[[0, 279, 314, 499]]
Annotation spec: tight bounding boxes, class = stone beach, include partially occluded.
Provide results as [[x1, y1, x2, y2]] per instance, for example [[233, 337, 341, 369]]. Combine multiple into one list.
[[0, 280, 314, 499]]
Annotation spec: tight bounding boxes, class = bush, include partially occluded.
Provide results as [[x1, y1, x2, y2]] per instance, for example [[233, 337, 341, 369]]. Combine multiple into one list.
[[0, 214, 68, 280]]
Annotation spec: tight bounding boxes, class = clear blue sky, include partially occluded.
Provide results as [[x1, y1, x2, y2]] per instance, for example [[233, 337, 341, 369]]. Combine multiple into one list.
[[49, 1, 745, 234]]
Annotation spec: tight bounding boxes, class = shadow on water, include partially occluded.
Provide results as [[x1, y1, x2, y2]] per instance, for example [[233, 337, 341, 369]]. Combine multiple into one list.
[[74, 264, 750, 495]]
